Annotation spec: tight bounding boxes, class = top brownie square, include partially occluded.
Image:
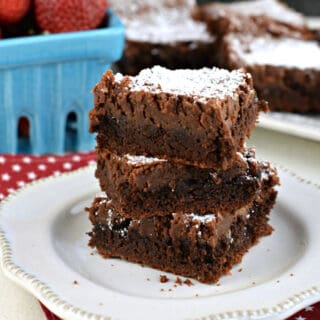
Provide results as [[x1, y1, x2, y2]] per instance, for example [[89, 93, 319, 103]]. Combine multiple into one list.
[[90, 66, 266, 169], [193, 0, 312, 39]]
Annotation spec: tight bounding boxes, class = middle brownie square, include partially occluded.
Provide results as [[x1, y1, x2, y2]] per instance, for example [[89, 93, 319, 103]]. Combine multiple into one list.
[[95, 148, 265, 219]]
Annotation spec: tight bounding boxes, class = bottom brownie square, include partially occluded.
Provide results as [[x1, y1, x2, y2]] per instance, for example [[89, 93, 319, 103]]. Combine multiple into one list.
[[87, 166, 278, 284]]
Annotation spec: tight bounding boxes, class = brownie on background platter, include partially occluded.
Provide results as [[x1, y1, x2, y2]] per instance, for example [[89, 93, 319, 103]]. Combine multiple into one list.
[[220, 33, 320, 112], [110, 0, 217, 75], [193, 0, 312, 39]]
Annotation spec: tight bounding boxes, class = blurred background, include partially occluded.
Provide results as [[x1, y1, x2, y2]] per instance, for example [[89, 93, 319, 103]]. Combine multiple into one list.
[[197, 0, 320, 15]]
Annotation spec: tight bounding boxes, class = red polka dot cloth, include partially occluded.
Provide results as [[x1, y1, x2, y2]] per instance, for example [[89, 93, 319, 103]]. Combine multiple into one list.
[[0, 153, 319, 320]]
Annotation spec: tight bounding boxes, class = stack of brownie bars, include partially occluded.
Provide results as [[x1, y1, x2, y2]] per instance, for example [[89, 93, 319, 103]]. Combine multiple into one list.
[[88, 66, 279, 283]]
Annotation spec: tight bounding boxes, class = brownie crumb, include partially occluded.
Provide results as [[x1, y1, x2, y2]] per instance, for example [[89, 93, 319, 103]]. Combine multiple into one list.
[[160, 288, 164, 292], [160, 275, 169, 283], [73, 280, 78, 285], [184, 279, 194, 286], [216, 283, 221, 286], [173, 284, 177, 288], [168, 288, 172, 292], [238, 268, 242, 272], [252, 281, 256, 285], [195, 294, 199, 297], [175, 277, 183, 285]]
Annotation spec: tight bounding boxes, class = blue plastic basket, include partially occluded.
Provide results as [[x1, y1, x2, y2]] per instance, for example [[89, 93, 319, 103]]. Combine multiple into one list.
[[0, 10, 125, 154]]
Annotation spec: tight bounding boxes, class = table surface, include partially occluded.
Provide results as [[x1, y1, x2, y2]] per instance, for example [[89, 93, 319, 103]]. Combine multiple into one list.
[[0, 126, 319, 320]]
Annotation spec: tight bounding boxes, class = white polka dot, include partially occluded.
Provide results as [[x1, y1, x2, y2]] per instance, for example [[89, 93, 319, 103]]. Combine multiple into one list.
[[0, 193, 5, 200], [72, 155, 81, 162], [53, 171, 61, 177], [38, 164, 47, 171], [88, 160, 96, 166], [12, 164, 21, 172], [22, 157, 32, 164], [2, 173, 11, 181], [63, 162, 72, 170], [0, 157, 6, 164], [17, 181, 25, 187], [7, 188, 15, 194], [47, 156, 56, 163], [27, 172, 37, 180]]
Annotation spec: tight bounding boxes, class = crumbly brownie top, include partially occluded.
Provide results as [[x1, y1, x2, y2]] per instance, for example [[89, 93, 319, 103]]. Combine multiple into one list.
[[114, 66, 249, 102], [227, 34, 320, 70], [97, 198, 249, 242], [90, 194, 258, 251], [207, 0, 306, 28], [110, 0, 212, 44]]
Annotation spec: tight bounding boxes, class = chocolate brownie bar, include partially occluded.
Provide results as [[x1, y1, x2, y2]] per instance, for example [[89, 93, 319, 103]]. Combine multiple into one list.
[[117, 40, 218, 77], [110, 0, 217, 75], [90, 66, 266, 169], [221, 33, 320, 112], [88, 163, 278, 284], [95, 148, 264, 218], [193, 0, 312, 39]]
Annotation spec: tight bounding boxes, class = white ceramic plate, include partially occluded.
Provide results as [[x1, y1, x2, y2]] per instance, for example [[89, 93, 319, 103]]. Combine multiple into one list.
[[0, 165, 319, 320], [258, 112, 320, 142]]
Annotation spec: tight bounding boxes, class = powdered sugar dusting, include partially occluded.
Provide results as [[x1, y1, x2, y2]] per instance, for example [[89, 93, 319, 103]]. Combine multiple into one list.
[[261, 167, 272, 181], [125, 8, 213, 44], [115, 66, 247, 102], [106, 207, 128, 237], [110, 0, 212, 44], [110, 0, 196, 16], [124, 154, 167, 165], [229, 35, 320, 70], [213, 0, 305, 27], [187, 212, 217, 224], [106, 208, 115, 230]]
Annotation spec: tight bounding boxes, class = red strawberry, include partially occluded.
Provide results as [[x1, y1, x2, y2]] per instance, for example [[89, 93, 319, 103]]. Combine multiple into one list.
[[35, 0, 108, 33], [0, 0, 31, 25], [1, 8, 38, 38]]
